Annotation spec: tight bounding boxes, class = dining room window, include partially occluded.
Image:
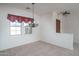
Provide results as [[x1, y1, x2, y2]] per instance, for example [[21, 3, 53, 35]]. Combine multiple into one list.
[[10, 21, 21, 35]]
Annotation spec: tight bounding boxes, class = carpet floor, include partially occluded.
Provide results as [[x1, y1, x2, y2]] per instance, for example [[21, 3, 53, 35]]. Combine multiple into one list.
[[0, 41, 79, 56]]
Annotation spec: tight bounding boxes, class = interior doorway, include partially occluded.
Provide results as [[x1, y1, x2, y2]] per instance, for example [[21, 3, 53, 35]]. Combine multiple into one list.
[[56, 19, 61, 33]]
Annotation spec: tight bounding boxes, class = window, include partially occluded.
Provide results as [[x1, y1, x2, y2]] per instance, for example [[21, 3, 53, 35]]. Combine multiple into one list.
[[10, 21, 21, 35], [24, 22, 29, 27], [24, 22, 32, 34]]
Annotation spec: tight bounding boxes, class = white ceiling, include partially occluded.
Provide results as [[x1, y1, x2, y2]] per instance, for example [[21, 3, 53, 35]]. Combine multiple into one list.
[[0, 3, 79, 15]]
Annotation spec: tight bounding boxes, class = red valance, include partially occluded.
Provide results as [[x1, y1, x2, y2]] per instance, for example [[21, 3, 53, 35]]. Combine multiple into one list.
[[7, 14, 33, 23]]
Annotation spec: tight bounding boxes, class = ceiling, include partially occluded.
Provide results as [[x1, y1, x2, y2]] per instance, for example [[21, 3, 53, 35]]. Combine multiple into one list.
[[0, 3, 79, 15]]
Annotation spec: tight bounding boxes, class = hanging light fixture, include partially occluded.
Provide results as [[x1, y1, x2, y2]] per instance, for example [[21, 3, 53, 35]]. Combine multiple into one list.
[[30, 3, 38, 27], [32, 3, 35, 23], [31, 3, 35, 27], [29, 3, 38, 27]]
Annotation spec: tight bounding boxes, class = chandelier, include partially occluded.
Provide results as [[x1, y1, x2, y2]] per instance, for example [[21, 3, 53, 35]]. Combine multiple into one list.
[[30, 3, 38, 28]]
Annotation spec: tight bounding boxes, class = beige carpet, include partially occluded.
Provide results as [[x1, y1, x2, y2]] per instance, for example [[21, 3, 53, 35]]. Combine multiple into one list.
[[0, 41, 79, 56]]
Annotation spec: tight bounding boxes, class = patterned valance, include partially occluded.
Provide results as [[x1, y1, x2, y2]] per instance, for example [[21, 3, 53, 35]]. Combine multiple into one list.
[[7, 14, 33, 23]]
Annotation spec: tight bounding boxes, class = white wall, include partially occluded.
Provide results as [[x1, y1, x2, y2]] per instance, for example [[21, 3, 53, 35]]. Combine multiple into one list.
[[0, 6, 74, 50], [62, 13, 79, 44], [0, 6, 40, 50], [40, 12, 73, 50]]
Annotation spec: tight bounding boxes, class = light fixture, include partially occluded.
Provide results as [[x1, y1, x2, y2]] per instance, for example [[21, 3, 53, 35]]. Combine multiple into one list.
[[59, 10, 70, 15], [31, 3, 38, 27], [62, 11, 70, 15], [32, 3, 35, 22]]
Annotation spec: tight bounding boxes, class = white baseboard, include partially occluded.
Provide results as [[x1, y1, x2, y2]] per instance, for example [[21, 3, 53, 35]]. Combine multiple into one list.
[[0, 39, 39, 51], [41, 40, 73, 50]]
